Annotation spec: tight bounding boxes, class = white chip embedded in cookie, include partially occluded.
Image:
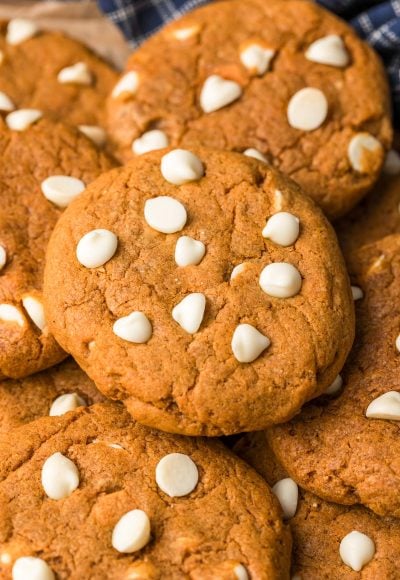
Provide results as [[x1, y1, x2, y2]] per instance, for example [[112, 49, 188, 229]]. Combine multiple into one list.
[[12, 556, 55, 580], [339, 531, 375, 572], [351, 285, 363, 301], [133, 130, 169, 155], [0, 245, 6, 271], [78, 125, 107, 147], [200, 75, 242, 113], [57, 62, 92, 85], [76, 229, 118, 268], [287, 88, 328, 131], [259, 263, 302, 298], [325, 374, 343, 395], [112, 71, 139, 98], [175, 236, 206, 267], [272, 478, 298, 519], [305, 35, 349, 67], [49, 393, 87, 417], [0, 91, 15, 112], [41, 175, 85, 208], [6, 109, 42, 131], [231, 324, 270, 363], [262, 212, 300, 246], [240, 43, 275, 75], [366, 391, 400, 421], [0, 304, 25, 326], [155, 452, 199, 497], [243, 148, 268, 163], [144, 196, 187, 233], [172, 293, 206, 334], [348, 133, 383, 173], [41, 452, 80, 500], [160, 149, 204, 185], [112, 509, 151, 553], [22, 295, 46, 331], [6, 18, 38, 45], [113, 312, 152, 344]]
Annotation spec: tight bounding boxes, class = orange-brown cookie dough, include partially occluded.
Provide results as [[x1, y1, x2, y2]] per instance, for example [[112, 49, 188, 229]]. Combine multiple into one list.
[[0, 358, 104, 434], [107, 0, 392, 219], [267, 234, 400, 517], [44, 147, 354, 436], [0, 19, 117, 130], [0, 403, 291, 579], [235, 433, 400, 579], [0, 117, 115, 379]]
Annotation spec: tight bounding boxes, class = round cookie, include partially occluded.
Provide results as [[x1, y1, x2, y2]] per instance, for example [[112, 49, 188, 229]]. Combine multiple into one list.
[[0, 18, 117, 130], [0, 358, 104, 434], [0, 403, 291, 579], [44, 147, 354, 436], [107, 0, 392, 219], [267, 234, 400, 517], [0, 116, 115, 379], [235, 433, 400, 579]]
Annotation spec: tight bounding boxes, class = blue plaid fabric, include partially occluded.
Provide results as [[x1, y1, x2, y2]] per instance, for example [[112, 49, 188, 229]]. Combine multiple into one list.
[[98, 0, 400, 124]]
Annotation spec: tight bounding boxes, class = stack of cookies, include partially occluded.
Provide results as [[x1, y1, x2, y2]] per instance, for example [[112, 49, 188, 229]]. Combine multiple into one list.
[[0, 1, 398, 577]]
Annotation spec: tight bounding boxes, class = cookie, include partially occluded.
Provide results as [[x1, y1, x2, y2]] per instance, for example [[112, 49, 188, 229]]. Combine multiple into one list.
[[267, 234, 400, 517], [336, 158, 400, 256], [0, 358, 104, 434], [107, 0, 392, 219], [43, 147, 354, 436], [0, 18, 117, 131], [235, 432, 400, 579], [0, 402, 291, 579], [0, 116, 115, 379]]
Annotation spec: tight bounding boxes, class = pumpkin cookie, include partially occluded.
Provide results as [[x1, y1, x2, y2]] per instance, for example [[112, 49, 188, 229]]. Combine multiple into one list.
[[107, 0, 392, 218], [267, 234, 400, 517], [0, 116, 115, 379], [0, 358, 104, 434], [235, 433, 400, 579], [44, 147, 354, 436], [0, 18, 117, 134], [0, 403, 291, 579]]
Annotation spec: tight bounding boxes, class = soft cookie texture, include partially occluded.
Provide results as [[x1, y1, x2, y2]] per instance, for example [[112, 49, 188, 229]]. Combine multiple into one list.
[[0, 117, 115, 378], [267, 234, 400, 517], [0, 359, 103, 433], [44, 148, 354, 436], [0, 403, 291, 579], [235, 434, 400, 579], [0, 20, 117, 128], [107, 0, 392, 218]]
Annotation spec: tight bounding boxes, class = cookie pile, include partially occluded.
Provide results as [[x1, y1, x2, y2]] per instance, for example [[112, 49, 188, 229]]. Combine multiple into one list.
[[0, 1, 398, 577]]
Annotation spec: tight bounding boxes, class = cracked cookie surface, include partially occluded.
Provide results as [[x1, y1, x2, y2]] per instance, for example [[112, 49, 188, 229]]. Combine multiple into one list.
[[0, 403, 291, 579], [267, 234, 400, 517], [44, 147, 354, 436], [107, 0, 392, 219], [0, 117, 115, 379]]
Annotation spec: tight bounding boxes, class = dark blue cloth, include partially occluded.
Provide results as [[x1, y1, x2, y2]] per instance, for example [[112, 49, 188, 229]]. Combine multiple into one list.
[[98, 0, 400, 124]]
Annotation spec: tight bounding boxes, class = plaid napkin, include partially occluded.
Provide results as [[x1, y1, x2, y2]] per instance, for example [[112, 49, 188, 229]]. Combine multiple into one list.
[[98, 0, 400, 124]]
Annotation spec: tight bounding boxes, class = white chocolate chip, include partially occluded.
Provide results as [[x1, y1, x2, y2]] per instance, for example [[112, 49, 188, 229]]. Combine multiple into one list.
[[41, 452, 79, 500], [396, 334, 400, 352], [57, 62, 92, 85], [262, 212, 300, 247], [144, 196, 187, 233], [259, 263, 302, 298], [112, 71, 139, 98], [0, 245, 6, 271], [175, 236, 205, 267], [7, 19, 38, 45], [1, 553, 11, 565], [351, 285, 363, 301], [325, 374, 343, 395], [230, 263, 246, 281], [161, 149, 204, 185], [78, 125, 107, 147], [0, 304, 25, 327], [41, 175, 85, 208], [49, 393, 87, 417], [112, 509, 151, 553], [0, 91, 15, 112], [172, 25, 199, 40], [274, 189, 283, 212], [287, 88, 328, 131], [155, 453, 199, 497], [76, 229, 118, 269], [132, 130, 169, 155], [231, 323, 270, 363], [240, 43, 275, 75], [366, 391, 400, 421], [383, 149, 400, 175], [348, 133, 382, 173], [22, 295, 46, 331], [272, 478, 298, 519], [234, 564, 249, 580], [339, 531, 375, 572], [12, 557, 54, 580], [6, 109, 42, 131], [243, 148, 268, 163], [305, 35, 349, 67], [200, 75, 242, 113], [172, 293, 206, 334], [113, 311, 152, 343]]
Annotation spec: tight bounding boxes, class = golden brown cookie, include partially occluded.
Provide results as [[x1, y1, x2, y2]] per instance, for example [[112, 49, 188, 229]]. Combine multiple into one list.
[[107, 0, 392, 219], [267, 234, 400, 517], [0, 18, 117, 130], [0, 403, 291, 579], [235, 433, 400, 579], [44, 147, 354, 436], [0, 116, 116, 379], [0, 358, 104, 434]]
